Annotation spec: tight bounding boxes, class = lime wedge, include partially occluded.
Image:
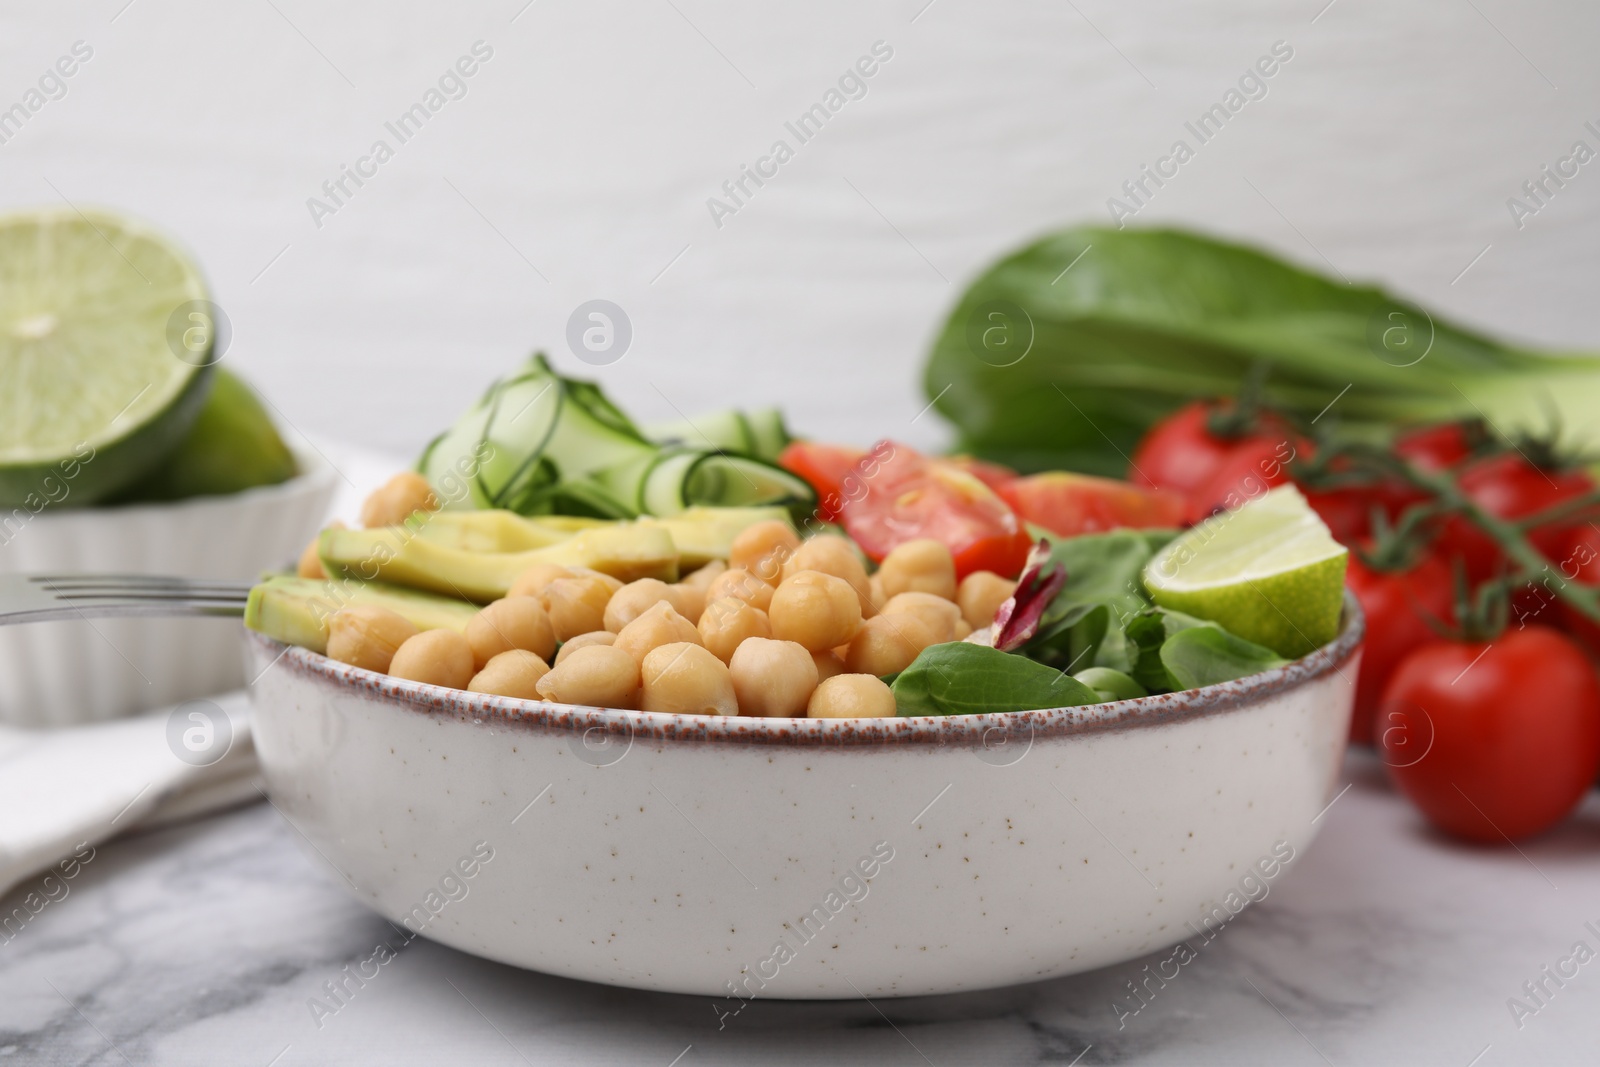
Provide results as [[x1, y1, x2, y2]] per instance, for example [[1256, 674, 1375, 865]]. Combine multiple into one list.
[[109, 367, 297, 502], [1143, 484, 1348, 658], [0, 207, 213, 506]]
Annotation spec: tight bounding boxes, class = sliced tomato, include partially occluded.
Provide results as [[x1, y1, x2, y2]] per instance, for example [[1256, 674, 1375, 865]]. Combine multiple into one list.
[[942, 455, 1019, 492], [778, 441, 867, 522], [840, 442, 1032, 579], [998, 472, 1185, 538]]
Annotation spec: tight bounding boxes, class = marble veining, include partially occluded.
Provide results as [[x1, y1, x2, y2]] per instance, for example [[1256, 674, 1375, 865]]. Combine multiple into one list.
[[1, 754, 1597, 1066]]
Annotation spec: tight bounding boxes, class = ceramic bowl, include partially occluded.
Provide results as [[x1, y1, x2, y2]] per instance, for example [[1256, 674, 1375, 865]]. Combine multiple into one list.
[[0, 449, 337, 727], [246, 594, 1362, 999]]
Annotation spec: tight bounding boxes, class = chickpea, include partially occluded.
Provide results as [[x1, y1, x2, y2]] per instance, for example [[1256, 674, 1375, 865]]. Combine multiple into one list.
[[697, 597, 772, 663], [812, 650, 847, 682], [509, 563, 573, 600], [614, 600, 703, 666], [389, 629, 475, 689], [730, 520, 801, 584], [326, 605, 419, 673], [681, 559, 727, 590], [867, 573, 888, 615], [957, 570, 1017, 630], [878, 539, 958, 601], [844, 612, 940, 676], [603, 578, 678, 633], [705, 567, 774, 612], [807, 674, 897, 718], [554, 629, 615, 665], [296, 521, 342, 580], [569, 567, 625, 596], [880, 592, 962, 642], [537, 576, 614, 642], [468, 649, 550, 699], [640, 642, 738, 716], [466, 597, 556, 668], [768, 570, 862, 652], [781, 535, 873, 615], [536, 644, 640, 708], [360, 471, 439, 528], [668, 582, 706, 625], [729, 638, 818, 717]]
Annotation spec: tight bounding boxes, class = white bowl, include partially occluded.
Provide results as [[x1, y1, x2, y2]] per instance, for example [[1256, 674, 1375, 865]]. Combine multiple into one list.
[[247, 595, 1362, 999], [0, 449, 337, 727]]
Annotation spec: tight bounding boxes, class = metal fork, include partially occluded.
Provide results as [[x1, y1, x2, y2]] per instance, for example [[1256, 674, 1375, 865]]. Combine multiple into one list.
[[0, 574, 252, 625]]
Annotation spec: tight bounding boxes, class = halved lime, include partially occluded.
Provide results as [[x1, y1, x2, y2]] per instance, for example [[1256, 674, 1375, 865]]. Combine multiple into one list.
[[1143, 484, 1348, 658], [0, 207, 213, 506]]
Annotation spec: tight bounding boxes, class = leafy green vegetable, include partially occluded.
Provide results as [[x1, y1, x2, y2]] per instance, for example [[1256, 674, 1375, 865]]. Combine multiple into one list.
[[1159, 623, 1287, 689], [892, 642, 1100, 716], [1073, 667, 1147, 702], [926, 226, 1600, 474], [1042, 529, 1175, 620]]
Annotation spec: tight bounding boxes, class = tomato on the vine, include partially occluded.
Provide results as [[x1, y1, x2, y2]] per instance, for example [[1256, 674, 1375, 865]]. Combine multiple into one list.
[[1129, 401, 1241, 496], [1433, 454, 1595, 583], [1378, 626, 1600, 843], [1186, 434, 1303, 523], [1394, 421, 1486, 473], [1344, 551, 1453, 745], [1556, 524, 1600, 655], [839, 442, 1032, 579]]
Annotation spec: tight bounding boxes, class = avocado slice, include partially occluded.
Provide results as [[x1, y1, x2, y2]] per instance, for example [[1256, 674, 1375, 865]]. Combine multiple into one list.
[[244, 575, 478, 654], [409, 510, 607, 553], [405, 505, 791, 569], [318, 522, 678, 602], [641, 506, 793, 569]]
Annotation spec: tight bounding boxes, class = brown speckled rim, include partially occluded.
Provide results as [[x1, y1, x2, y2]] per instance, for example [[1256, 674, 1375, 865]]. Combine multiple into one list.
[[249, 593, 1362, 748]]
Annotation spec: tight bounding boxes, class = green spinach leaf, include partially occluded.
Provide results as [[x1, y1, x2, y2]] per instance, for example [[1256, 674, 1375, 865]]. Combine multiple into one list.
[[892, 642, 1100, 717]]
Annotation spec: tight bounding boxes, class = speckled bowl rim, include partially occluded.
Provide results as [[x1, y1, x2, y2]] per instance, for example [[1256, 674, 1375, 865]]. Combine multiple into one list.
[[247, 592, 1363, 748]]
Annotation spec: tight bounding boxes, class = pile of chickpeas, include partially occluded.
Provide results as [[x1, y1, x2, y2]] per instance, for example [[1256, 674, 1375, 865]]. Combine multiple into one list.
[[312, 475, 1017, 719]]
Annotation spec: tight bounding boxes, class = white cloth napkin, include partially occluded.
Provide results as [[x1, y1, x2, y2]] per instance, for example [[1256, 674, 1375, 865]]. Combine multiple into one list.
[[0, 690, 260, 898]]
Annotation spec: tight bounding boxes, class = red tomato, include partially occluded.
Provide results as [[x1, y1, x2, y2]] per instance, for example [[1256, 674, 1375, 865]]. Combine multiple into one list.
[[1344, 552, 1454, 745], [1395, 421, 1481, 472], [1304, 486, 1377, 545], [1433, 454, 1595, 583], [840, 442, 1032, 579], [1556, 525, 1600, 654], [778, 442, 867, 522], [998, 472, 1185, 538], [942, 455, 1018, 492], [1379, 626, 1600, 843], [1129, 402, 1239, 495], [1186, 435, 1303, 523]]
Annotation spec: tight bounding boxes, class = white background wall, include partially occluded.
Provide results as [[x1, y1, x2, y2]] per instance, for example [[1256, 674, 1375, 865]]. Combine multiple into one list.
[[4, 0, 1597, 460]]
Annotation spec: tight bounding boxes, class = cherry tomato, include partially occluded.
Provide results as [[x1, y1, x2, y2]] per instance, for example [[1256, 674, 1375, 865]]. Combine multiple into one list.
[[1304, 486, 1378, 545], [1186, 435, 1303, 523], [778, 442, 867, 522], [942, 455, 1018, 492], [840, 442, 1032, 579], [1378, 626, 1600, 843], [1433, 454, 1595, 583], [1129, 402, 1238, 495], [1395, 421, 1483, 472], [1344, 552, 1454, 745], [998, 472, 1185, 538], [1555, 525, 1600, 655]]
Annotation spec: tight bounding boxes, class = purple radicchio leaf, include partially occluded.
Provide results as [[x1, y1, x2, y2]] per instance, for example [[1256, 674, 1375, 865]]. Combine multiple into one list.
[[993, 539, 1067, 652]]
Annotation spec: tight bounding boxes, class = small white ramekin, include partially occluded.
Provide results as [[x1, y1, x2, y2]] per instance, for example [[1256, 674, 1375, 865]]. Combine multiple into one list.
[[0, 449, 337, 728]]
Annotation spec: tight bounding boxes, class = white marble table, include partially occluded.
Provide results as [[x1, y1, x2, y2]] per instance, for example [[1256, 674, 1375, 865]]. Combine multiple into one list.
[[2, 751, 1596, 1067]]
